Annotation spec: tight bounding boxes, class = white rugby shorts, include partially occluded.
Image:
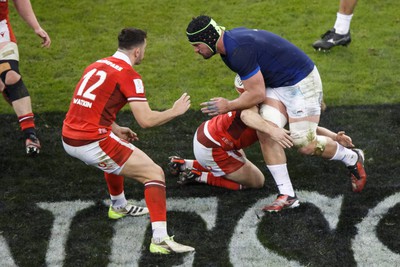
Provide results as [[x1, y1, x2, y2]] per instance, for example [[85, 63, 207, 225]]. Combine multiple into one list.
[[193, 130, 245, 177], [62, 132, 135, 175], [260, 66, 322, 131]]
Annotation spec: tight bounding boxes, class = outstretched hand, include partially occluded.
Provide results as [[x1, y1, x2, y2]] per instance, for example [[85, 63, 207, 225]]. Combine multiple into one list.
[[172, 92, 191, 115]]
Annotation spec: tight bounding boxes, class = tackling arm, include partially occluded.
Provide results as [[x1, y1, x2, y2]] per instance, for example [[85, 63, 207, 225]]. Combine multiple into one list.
[[233, 70, 266, 110], [240, 107, 293, 148]]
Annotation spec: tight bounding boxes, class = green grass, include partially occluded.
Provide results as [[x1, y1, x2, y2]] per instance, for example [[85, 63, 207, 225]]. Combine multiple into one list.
[[1, 1, 400, 266], [1, 0, 399, 114]]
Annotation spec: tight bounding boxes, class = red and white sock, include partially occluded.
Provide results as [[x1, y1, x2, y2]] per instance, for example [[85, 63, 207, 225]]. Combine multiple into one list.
[[144, 180, 168, 240], [104, 173, 127, 209], [18, 113, 36, 137]]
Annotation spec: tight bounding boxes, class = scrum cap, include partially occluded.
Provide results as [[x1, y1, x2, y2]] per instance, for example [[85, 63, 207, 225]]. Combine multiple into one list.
[[186, 15, 225, 54]]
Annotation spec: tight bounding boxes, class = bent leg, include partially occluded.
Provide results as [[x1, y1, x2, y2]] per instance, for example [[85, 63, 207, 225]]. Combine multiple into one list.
[[225, 158, 265, 189]]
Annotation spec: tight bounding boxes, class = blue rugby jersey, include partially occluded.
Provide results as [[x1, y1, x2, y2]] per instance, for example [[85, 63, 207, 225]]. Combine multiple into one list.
[[221, 28, 314, 88]]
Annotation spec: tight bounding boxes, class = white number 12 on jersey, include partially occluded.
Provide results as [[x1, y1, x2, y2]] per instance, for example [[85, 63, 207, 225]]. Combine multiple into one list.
[[76, 68, 107, 101]]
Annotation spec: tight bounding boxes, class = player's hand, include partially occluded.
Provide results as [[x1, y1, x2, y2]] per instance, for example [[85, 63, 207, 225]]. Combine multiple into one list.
[[35, 27, 51, 48], [172, 93, 191, 115], [115, 126, 139, 142], [336, 131, 354, 148], [269, 127, 293, 148], [200, 97, 230, 116]]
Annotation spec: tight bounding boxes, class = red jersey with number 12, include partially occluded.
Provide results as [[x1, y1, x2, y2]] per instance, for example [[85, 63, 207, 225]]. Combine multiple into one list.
[[62, 54, 147, 141]]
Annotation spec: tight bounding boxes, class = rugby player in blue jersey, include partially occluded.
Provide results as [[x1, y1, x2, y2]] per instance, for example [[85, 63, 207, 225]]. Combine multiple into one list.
[[186, 15, 367, 212]]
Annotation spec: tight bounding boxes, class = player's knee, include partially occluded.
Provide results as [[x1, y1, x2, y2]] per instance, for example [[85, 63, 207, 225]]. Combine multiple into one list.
[[296, 135, 327, 156], [5, 70, 21, 85], [253, 176, 265, 188], [2, 78, 29, 102], [149, 164, 165, 182], [0, 60, 27, 102], [240, 109, 252, 123], [0, 60, 21, 84], [247, 172, 265, 189]]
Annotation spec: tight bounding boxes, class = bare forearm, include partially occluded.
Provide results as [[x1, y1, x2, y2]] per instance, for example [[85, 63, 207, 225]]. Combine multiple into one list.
[[317, 126, 337, 140], [137, 109, 179, 128], [228, 90, 265, 111], [13, 0, 41, 31], [240, 108, 273, 134]]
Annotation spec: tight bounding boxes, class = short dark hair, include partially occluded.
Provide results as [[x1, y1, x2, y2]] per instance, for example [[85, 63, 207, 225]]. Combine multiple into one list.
[[118, 28, 147, 50]]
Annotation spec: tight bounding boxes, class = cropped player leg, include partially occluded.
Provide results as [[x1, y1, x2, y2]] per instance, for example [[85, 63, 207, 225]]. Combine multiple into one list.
[[173, 158, 209, 172], [1, 62, 34, 121], [119, 148, 169, 241], [1, 58, 40, 154]]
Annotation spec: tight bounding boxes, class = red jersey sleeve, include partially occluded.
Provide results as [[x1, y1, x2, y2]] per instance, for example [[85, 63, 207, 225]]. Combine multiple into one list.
[[118, 68, 147, 103]]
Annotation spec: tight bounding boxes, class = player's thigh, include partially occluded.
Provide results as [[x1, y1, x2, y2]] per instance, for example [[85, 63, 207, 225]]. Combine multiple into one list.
[[119, 147, 164, 184], [194, 139, 244, 177]]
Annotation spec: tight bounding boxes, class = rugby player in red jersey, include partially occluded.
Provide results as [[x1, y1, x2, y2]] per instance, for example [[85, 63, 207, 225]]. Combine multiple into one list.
[[0, 0, 51, 155], [62, 28, 194, 254]]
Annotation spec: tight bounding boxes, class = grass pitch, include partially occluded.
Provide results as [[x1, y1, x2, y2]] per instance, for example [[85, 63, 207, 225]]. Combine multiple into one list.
[[0, 0, 399, 266]]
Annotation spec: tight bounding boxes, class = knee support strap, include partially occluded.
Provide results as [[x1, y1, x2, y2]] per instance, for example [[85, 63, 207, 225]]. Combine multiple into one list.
[[3, 78, 29, 102], [0, 60, 20, 83]]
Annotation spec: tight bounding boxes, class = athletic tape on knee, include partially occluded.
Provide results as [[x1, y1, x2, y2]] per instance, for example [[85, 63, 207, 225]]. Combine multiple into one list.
[[259, 104, 287, 128], [4, 78, 29, 102], [314, 135, 328, 156], [290, 121, 318, 147]]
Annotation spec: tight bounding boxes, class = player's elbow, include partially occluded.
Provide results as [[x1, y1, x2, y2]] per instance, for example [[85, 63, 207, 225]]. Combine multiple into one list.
[[255, 91, 266, 104], [239, 109, 255, 127], [136, 119, 152, 129]]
